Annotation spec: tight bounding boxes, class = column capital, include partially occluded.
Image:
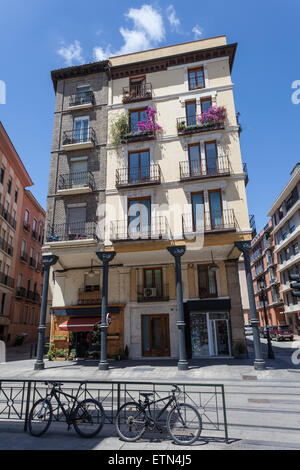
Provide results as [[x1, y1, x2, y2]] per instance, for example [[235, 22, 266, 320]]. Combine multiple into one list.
[[234, 241, 251, 255], [96, 251, 116, 263], [167, 246, 186, 258], [42, 255, 58, 267]]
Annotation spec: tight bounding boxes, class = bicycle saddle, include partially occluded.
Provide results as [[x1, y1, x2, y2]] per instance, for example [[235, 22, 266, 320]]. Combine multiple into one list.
[[140, 392, 153, 398]]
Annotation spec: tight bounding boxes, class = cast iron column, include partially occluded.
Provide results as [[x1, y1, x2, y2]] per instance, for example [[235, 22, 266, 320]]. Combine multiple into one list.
[[167, 246, 188, 371], [34, 255, 58, 370], [235, 241, 266, 370], [260, 287, 275, 359], [96, 251, 116, 371]]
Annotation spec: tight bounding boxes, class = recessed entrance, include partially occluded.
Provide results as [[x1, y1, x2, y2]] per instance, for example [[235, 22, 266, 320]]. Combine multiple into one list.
[[141, 314, 170, 357], [190, 312, 231, 357]]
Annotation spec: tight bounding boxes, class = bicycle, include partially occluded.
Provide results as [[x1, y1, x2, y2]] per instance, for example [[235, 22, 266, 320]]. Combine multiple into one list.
[[28, 381, 105, 438], [116, 384, 202, 445]]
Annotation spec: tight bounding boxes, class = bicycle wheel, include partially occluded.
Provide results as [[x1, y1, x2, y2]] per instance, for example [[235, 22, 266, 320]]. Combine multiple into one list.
[[116, 401, 146, 442], [73, 399, 105, 438], [28, 398, 53, 437], [167, 403, 202, 445]]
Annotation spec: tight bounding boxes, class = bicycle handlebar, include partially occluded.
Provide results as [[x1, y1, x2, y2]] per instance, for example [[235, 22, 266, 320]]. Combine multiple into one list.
[[171, 384, 181, 394]]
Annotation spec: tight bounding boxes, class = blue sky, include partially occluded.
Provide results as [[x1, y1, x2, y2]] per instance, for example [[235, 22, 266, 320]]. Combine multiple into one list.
[[0, 0, 299, 232]]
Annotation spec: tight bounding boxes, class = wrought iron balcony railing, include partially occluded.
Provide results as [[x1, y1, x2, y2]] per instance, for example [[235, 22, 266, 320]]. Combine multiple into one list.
[[78, 286, 101, 305], [58, 171, 95, 191], [16, 286, 26, 298], [116, 164, 161, 188], [120, 128, 155, 144], [0, 204, 16, 229], [20, 251, 28, 263], [179, 156, 230, 180], [69, 90, 95, 107], [0, 237, 13, 256], [177, 115, 225, 136], [182, 209, 236, 235], [46, 221, 98, 242], [110, 216, 169, 241], [26, 290, 35, 301], [137, 284, 169, 302], [0, 272, 14, 288], [62, 128, 96, 146], [122, 83, 152, 104]]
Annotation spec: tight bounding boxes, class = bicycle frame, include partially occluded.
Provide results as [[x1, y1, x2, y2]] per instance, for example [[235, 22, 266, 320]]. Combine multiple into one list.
[[138, 393, 179, 426], [44, 385, 84, 425]]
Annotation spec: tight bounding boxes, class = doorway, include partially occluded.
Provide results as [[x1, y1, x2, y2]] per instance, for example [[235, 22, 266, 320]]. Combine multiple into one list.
[[190, 312, 231, 357], [141, 314, 170, 357]]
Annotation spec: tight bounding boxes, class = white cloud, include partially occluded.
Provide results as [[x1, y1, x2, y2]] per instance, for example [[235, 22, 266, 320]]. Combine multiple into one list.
[[93, 4, 165, 60], [57, 40, 84, 66], [192, 25, 203, 39], [167, 5, 180, 31]]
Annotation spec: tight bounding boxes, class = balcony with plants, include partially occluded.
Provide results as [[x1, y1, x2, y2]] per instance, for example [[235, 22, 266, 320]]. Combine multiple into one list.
[[177, 106, 226, 136], [69, 89, 95, 108], [122, 82, 152, 104], [111, 107, 162, 146]]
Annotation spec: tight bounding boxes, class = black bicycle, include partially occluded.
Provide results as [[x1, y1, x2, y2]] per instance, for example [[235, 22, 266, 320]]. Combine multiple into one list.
[[28, 381, 105, 438], [116, 384, 202, 445]]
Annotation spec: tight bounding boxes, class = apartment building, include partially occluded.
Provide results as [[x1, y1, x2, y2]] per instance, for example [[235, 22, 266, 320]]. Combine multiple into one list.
[[13, 190, 45, 342], [45, 36, 252, 360], [250, 219, 286, 329], [0, 122, 45, 344], [268, 163, 300, 334]]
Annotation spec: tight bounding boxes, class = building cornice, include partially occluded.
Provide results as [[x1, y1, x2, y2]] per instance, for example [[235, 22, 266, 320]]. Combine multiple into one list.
[[51, 60, 109, 92]]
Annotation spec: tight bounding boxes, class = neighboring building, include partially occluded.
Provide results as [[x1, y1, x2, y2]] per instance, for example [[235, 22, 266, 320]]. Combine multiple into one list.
[[13, 190, 45, 343], [250, 219, 286, 329], [44, 35, 252, 360], [0, 122, 45, 345], [268, 163, 300, 334]]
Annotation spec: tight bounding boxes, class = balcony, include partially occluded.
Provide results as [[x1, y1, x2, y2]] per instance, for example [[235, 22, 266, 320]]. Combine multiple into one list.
[[0, 237, 13, 257], [137, 284, 169, 302], [69, 90, 95, 109], [177, 115, 225, 136], [0, 272, 14, 289], [120, 128, 155, 145], [58, 171, 95, 195], [26, 290, 35, 302], [62, 128, 96, 151], [179, 156, 230, 181], [23, 221, 30, 232], [78, 286, 101, 305], [116, 164, 161, 189], [16, 287, 26, 298], [182, 209, 236, 236], [46, 221, 98, 243], [20, 251, 28, 263], [0, 205, 16, 230], [122, 83, 152, 104], [110, 216, 169, 242]]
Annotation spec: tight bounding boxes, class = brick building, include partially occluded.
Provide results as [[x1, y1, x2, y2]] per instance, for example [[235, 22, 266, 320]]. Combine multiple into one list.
[[0, 122, 45, 345]]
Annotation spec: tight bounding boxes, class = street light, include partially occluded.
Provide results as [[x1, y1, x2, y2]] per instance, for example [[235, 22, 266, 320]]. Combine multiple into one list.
[[258, 278, 275, 360]]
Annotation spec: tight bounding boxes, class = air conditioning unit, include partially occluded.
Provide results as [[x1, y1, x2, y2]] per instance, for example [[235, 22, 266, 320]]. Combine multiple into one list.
[[144, 288, 157, 298]]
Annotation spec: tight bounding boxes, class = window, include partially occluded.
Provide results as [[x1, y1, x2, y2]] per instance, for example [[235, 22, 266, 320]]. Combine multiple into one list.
[[76, 84, 92, 104], [73, 116, 90, 142], [286, 187, 298, 212], [129, 108, 148, 133], [205, 141, 218, 175], [198, 265, 218, 298], [188, 144, 201, 176], [32, 218, 37, 233], [0, 293, 6, 315], [128, 150, 150, 183], [144, 268, 163, 297], [128, 197, 151, 238], [208, 190, 223, 229], [130, 76, 146, 96], [191, 192, 205, 231], [7, 177, 12, 194], [185, 100, 197, 126], [24, 209, 29, 224], [201, 97, 212, 114], [188, 67, 205, 90], [0, 167, 5, 184], [14, 188, 18, 203]]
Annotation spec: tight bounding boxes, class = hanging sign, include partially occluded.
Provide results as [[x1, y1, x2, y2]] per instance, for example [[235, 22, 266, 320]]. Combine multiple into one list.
[[106, 313, 112, 326]]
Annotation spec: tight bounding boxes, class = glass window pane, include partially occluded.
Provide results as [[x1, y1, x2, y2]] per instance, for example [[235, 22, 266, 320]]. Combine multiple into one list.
[[196, 69, 204, 87], [192, 193, 204, 231], [189, 145, 200, 176], [130, 111, 139, 132], [186, 102, 196, 126], [205, 143, 218, 175], [201, 99, 212, 113], [209, 191, 222, 228], [142, 317, 150, 351]]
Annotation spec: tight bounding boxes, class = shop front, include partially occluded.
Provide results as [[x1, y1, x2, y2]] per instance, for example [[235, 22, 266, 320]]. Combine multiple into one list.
[[184, 299, 233, 358], [50, 305, 125, 360]]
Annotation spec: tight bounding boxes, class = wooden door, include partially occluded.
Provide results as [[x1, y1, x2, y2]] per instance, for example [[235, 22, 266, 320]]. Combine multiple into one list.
[[141, 314, 170, 357]]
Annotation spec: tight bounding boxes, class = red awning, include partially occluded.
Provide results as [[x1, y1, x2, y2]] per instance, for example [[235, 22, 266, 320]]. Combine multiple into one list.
[[58, 317, 100, 332]]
